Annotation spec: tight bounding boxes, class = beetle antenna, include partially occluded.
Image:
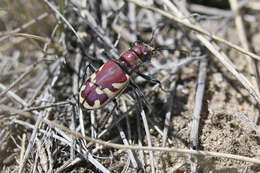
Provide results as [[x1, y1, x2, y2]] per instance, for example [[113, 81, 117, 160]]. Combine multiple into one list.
[[143, 23, 166, 45], [144, 28, 157, 44]]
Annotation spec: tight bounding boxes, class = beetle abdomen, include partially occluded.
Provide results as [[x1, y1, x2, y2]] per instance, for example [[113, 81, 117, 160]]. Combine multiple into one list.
[[80, 60, 129, 109]]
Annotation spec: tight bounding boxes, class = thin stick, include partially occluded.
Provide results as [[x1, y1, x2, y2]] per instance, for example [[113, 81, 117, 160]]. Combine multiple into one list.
[[19, 133, 26, 166], [56, 158, 82, 173], [126, 0, 260, 61], [0, 58, 45, 98], [0, 83, 27, 107], [161, 79, 177, 147], [70, 105, 76, 160], [3, 105, 260, 165], [229, 0, 260, 123], [0, 13, 49, 42], [156, 0, 260, 106], [117, 125, 138, 169], [137, 109, 145, 168], [235, 112, 260, 134], [189, 57, 208, 172], [190, 58, 208, 149], [25, 101, 71, 111], [28, 59, 60, 106], [18, 110, 44, 173], [76, 141, 111, 173], [44, 0, 82, 43], [137, 97, 155, 173]]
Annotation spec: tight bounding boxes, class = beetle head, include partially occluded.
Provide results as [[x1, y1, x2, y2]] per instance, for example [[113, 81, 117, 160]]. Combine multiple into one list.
[[131, 41, 156, 62]]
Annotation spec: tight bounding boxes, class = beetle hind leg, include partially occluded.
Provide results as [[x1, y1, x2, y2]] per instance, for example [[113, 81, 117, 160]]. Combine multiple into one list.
[[130, 80, 152, 112]]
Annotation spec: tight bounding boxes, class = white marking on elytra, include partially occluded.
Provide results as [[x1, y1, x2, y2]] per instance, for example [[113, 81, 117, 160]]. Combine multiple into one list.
[[80, 74, 131, 110], [83, 101, 91, 109], [112, 82, 124, 89], [79, 85, 92, 109], [90, 73, 96, 81], [89, 82, 93, 87], [79, 85, 86, 105], [103, 88, 114, 97], [96, 87, 104, 95], [93, 100, 101, 108], [99, 64, 105, 71], [103, 74, 130, 98]]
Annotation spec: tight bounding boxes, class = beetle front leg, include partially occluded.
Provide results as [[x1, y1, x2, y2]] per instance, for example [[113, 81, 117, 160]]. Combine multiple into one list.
[[79, 63, 96, 89], [136, 72, 168, 92], [87, 63, 96, 73], [136, 71, 161, 84]]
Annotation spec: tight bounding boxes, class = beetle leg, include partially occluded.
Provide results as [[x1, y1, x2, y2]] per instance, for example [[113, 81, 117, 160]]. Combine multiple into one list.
[[79, 63, 96, 89], [136, 71, 161, 84], [88, 63, 96, 73], [102, 51, 114, 61], [130, 80, 152, 112], [110, 99, 118, 116], [136, 72, 169, 92], [99, 99, 118, 128]]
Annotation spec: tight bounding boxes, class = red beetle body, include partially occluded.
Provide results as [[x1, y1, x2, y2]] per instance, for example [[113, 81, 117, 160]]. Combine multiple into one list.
[[80, 41, 155, 109]]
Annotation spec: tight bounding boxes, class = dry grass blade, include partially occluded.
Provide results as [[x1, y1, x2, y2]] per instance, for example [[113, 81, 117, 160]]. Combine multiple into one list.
[[0, 58, 45, 99], [190, 57, 208, 149], [127, 0, 260, 61], [0, 12, 49, 42], [229, 0, 260, 122], [0, 33, 49, 43], [2, 104, 260, 165]]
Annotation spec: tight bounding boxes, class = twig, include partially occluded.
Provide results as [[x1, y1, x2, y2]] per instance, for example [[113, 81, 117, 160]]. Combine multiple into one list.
[[235, 112, 260, 134], [76, 140, 111, 173], [18, 104, 46, 173], [0, 13, 49, 42], [44, 0, 82, 43], [54, 124, 110, 173], [137, 99, 155, 173], [91, 111, 97, 139], [229, 0, 260, 123], [189, 56, 208, 172], [19, 133, 26, 166], [154, 0, 260, 106], [36, 138, 48, 172], [56, 158, 82, 173], [117, 125, 138, 169], [161, 79, 177, 147], [25, 101, 71, 111], [126, 0, 260, 61], [188, 3, 231, 17], [246, 1, 260, 11], [0, 58, 45, 98], [190, 57, 208, 149], [72, 52, 81, 160], [28, 59, 60, 106], [3, 105, 260, 165], [71, 0, 119, 58], [6, 104, 260, 165], [0, 83, 27, 107], [70, 105, 76, 160], [137, 108, 145, 168]]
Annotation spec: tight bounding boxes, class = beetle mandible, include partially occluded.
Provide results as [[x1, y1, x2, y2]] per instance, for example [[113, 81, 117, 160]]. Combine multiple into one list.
[[79, 41, 159, 110]]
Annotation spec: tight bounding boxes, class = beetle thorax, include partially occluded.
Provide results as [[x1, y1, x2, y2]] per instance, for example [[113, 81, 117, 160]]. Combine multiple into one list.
[[119, 42, 154, 70]]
